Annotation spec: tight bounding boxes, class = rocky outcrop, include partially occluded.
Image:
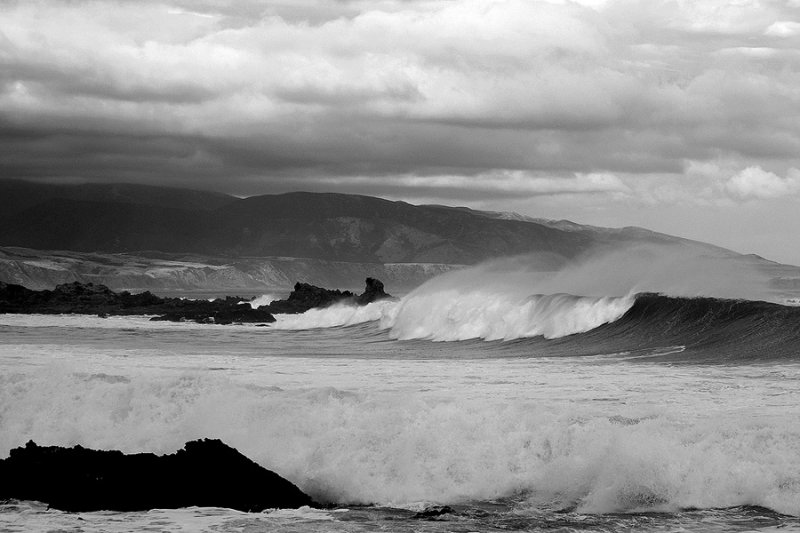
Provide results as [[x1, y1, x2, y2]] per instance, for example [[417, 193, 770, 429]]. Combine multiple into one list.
[[0, 278, 392, 322], [265, 277, 392, 314], [264, 282, 355, 314], [0, 439, 314, 512], [356, 277, 390, 305], [0, 281, 275, 324]]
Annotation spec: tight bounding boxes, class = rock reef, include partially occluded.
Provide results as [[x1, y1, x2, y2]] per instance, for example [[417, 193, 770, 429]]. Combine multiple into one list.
[[264, 277, 391, 314], [0, 281, 275, 324], [0, 439, 314, 512], [0, 277, 392, 324]]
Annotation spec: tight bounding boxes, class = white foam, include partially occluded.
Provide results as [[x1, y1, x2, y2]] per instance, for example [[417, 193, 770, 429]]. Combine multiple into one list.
[[383, 290, 633, 341], [248, 294, 279, 309], [271, 300, 396, 330], [265, 284, 633, 341], [2, 347, 799, 516]]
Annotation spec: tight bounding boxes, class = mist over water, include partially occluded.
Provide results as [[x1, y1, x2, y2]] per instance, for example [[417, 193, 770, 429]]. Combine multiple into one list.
[[413, 244, 773, 300], [333, 244, 770, 342], [261, 245, 779, 344]]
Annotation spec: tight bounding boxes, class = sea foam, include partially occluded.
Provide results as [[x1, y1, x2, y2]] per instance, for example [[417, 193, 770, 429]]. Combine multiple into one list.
[[270, 288, 634, 341], [3, 356, 799, 516], [248, 294, 280, 309], [271, 300, 396, 330], [383, 290, 634, 341]]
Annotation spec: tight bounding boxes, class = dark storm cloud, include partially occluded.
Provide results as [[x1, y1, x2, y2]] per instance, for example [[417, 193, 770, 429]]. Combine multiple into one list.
[[1, 0, 800, 206]]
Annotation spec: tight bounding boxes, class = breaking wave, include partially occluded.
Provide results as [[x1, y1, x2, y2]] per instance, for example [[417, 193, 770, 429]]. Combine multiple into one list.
[[263, 289, 800, 362], [271, 300, 396, 330], [248, 293, 280, 309], [2, 368, 799, 515], [383, 291, 634, 341], [266, 291, 634, 340]]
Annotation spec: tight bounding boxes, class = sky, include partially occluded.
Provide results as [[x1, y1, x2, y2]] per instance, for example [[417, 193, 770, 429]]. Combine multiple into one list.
[[1, 0, 800, 264]]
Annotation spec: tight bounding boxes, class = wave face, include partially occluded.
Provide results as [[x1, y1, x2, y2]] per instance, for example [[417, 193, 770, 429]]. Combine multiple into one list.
[[245, 276, 800, 364], [261, 289, 800, 362], [383, 290, 634, 341], [379, 291, 800, 361], [574, 293, 800, 362]]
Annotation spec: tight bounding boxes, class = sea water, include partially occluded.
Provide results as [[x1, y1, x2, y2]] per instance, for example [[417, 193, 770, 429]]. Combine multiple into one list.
[[1, 293, 799, 532]]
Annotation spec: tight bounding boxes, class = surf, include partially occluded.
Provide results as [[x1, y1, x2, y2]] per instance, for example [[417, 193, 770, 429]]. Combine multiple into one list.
[[2, 353, 799, 516], [383, 290, 634, 341], [258, 244, 800, 362]]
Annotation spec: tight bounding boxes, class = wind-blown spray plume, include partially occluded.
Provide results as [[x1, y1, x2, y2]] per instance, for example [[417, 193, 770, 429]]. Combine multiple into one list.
[[382, 244, 774, 342]]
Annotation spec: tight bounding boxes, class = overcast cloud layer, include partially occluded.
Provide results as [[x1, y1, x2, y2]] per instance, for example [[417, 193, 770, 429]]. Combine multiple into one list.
[[2, 0, 800, 263]]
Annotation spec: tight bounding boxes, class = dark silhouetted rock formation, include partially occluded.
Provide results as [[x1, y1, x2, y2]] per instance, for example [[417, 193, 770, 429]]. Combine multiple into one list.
[[0, 281, 275, 324], [356, 277, 390, 305], [0, 278, 392, 322], [265, 277, 392, 314], [0, 439, 314, 512], [264, 282, 355, 314]]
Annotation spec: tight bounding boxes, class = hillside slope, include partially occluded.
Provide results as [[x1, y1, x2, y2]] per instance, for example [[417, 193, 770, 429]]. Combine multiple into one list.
[[0, 181, 722, 266], [5, 180, 796, 295]]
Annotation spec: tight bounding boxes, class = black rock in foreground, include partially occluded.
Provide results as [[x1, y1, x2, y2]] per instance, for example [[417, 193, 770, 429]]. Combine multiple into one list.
[[0, 439, 315, 512]]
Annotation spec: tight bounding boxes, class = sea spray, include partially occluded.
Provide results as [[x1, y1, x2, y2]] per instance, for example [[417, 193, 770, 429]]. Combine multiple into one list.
[[367, 242, 776, 342], [248, 294, 280, 309], [271, 300, 396, 330], [268, 288, 633, 341], [384, 290, 634, 341], [2, 359, 799, 515], [408, 244, 773, 302]]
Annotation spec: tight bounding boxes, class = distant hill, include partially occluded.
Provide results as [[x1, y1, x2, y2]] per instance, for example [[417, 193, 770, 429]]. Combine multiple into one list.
[[0, 180, 724, 266], [2, 180, 800, 295]]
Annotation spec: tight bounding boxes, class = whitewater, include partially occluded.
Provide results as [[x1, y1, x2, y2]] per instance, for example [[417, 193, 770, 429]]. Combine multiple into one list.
[[2, 249, 800, 532]]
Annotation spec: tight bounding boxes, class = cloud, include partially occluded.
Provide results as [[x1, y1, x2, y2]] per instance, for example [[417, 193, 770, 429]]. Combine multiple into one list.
[[0, 0, 799, 208], [765, 21, 800, 37], [725, 166, 800, 200], [318, 170, 631, 199]]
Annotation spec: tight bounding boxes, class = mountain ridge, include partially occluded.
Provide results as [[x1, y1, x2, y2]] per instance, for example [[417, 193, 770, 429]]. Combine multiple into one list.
[[0, 180, 745, 262], [0, 181, 598, 264], [3, 179, 797, 295]]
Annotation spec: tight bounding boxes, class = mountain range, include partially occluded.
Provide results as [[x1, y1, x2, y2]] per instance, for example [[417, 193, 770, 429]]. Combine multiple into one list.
[[0, 179, 716, 263], [1, 179, 798, 296]]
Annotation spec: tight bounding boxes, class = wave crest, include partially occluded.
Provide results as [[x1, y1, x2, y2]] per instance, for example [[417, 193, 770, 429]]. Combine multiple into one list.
[[271, 300, 396, 330], [248, 293, 280, 309], [383, 290, 634, 341]]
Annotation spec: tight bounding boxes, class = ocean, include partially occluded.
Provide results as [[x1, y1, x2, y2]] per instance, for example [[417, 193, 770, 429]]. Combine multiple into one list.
[[2, 258, 800, 532]]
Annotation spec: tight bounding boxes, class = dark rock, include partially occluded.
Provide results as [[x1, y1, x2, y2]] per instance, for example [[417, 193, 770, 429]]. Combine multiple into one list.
[[264, 282, 355, 314], [265, 277, 392, 315], [0, 439, 314, 512], [413, 505, 455, 519], [0, 278, 392, 322], [0, 281, 276, 324], [355, 277, 390, 305]]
